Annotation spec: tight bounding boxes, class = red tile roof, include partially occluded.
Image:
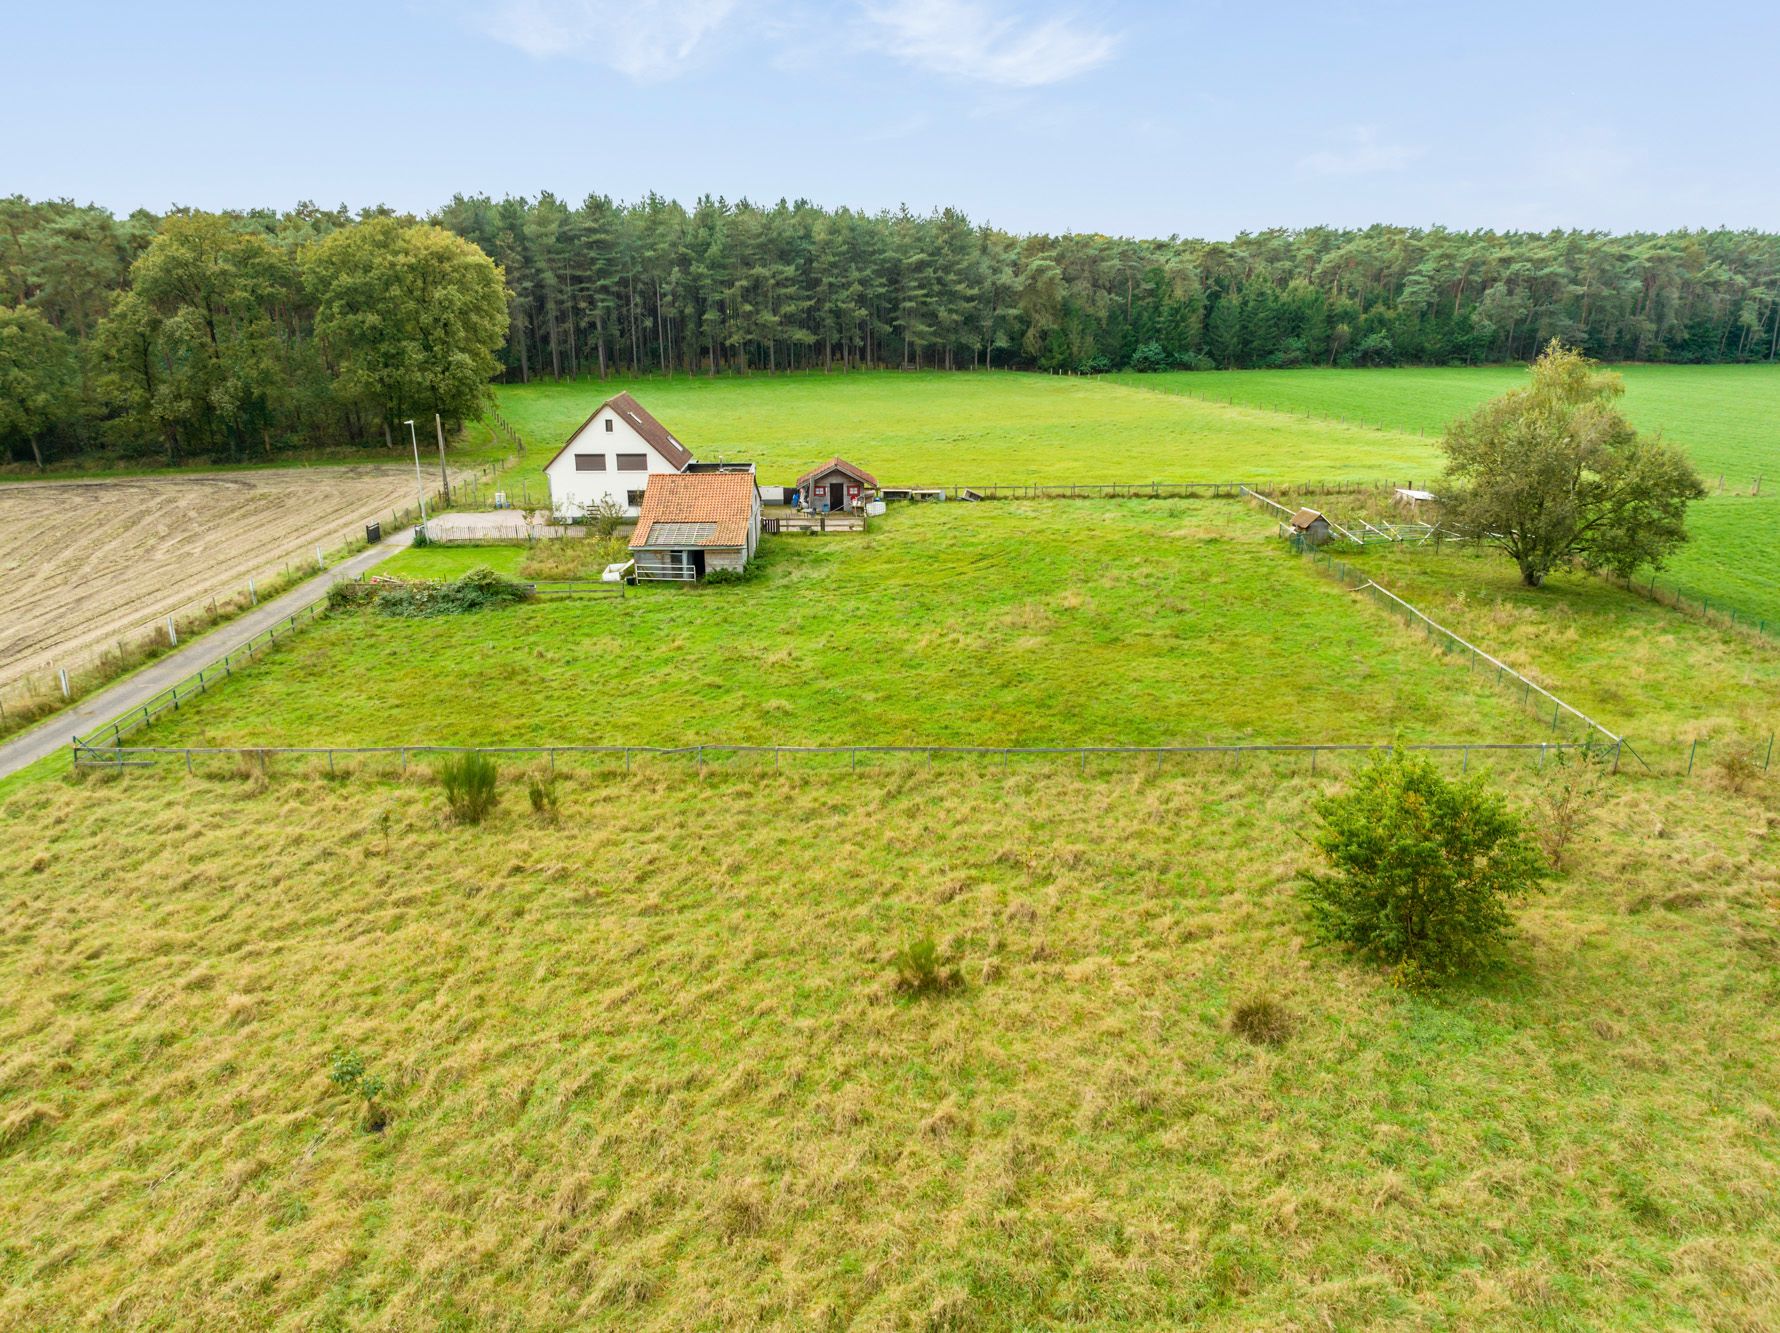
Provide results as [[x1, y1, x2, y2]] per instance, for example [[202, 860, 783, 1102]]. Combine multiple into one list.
[[628, 471, 758, 550], [541, 392, 694, 473]]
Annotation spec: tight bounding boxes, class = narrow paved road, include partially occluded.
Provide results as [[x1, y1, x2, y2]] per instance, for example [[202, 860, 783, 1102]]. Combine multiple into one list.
[[0, 530, 413, 780]]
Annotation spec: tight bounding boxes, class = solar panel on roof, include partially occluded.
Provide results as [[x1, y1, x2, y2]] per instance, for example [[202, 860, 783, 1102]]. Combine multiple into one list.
[[646, 522, 717, 546]]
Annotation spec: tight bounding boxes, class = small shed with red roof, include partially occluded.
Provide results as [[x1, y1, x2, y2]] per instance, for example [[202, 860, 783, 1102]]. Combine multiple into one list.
[[794, 458, 879, 513]]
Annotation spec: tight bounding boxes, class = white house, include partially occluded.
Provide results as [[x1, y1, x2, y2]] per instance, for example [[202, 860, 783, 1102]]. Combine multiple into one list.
[[541, 392, 694, 519]]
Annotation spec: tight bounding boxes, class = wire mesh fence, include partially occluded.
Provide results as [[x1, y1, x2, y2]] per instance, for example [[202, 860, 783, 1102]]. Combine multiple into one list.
[[70, 604, 325, 751], [896, 479, 1412, 502], [71, 738, 1610, 781], [1601, 569, 1777, 644], [1292, 545, 1630, 752]]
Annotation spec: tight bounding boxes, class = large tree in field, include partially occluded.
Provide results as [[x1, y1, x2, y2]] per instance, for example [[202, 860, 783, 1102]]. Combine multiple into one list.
[[95, 212, 299, 462], [303, 218, 508, 443], [0, 304, 78, 468], [1441, 340, 1705, 587]]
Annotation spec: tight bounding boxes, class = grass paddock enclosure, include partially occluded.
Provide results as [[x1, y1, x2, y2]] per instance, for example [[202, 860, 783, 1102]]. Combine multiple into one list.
[[1, 765, 1777, 1327], [486, 370, 1445, 498], [1302, 536, 1780, 759], [117, 501, 1556, 752], [485, 364, 1780, 630], [1111, 363, 1780, 629]]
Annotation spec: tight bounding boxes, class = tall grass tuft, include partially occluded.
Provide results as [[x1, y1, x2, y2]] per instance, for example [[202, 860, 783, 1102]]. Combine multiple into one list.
[[892, 931, 964, 997], [1229, 995, 1295, 1047], [528, 772, 559, 822], [439, 752, 499, 825]]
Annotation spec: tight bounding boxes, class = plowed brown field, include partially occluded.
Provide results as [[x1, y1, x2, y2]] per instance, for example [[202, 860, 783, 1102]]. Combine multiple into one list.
[[0, 467, 428, 691]]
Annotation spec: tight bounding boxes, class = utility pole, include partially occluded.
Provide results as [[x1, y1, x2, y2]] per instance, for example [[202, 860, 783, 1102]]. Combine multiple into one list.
[[435, 413, 451, 503], [403, 419, 429, 529]]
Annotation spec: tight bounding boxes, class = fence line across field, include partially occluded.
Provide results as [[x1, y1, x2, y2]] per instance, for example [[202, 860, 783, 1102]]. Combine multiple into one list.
[[1291, 546, 1634, 758], [71, 738, 1610, 777], [1601, 569, 1777, 643], [70, 603, 324, 752], [891, 478, 1416, 502]]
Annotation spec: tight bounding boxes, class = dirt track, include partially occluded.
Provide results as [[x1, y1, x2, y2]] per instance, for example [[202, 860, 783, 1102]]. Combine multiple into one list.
[[0, 467, 431, 692]]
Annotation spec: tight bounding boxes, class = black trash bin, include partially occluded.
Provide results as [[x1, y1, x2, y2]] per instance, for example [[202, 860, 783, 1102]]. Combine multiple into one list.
[[365, 521, 382, 544]]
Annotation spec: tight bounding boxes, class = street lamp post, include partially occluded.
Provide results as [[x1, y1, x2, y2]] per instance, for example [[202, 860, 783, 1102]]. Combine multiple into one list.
[[403, 419, 429, 532]]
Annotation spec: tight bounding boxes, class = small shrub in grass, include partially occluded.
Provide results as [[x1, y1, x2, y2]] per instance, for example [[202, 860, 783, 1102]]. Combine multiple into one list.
[[1530, 747, 1609, 872], [1300, 750, 1547, 988], [439, 752, 499, 825], [1711, 747, 1766, 795], [581, 496, 625, 538], [892, 931, 964, 996], [1229, 995, 1295, 1046], [528, 773, 559, 821], [702, 567, 748, 586], [326, 1049, 389, 1132], [327, 1049, 365, 1091]]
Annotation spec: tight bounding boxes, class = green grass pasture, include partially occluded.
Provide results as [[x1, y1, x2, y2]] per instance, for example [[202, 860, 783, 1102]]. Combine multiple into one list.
[[488, 371, 1442, 497], [1329, 539, 1780, 757], [133, 502, 1544, 750], [1111, 363, 1780, 485], [1112, 364, 1780, 627]]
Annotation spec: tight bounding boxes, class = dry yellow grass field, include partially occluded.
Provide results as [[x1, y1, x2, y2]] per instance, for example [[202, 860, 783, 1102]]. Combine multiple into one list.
[[1, 762, 1777, 1328]]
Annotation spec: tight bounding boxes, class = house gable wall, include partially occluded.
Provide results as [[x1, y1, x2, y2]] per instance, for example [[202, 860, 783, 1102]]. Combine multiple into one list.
[[544, 406, 687, 518]]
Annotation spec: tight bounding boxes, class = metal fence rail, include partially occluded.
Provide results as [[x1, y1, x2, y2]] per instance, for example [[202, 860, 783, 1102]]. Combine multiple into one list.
[[71, 604, 323, 752], [74, 738, 1605, 777], [1290, 547, 1640, 764], [529, 581, 625, 598], [894, 479, 1412, 502], [1302, 549, 1615, 744]]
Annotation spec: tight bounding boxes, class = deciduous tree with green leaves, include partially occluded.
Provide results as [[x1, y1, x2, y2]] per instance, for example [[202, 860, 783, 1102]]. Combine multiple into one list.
[[1300, 750, 1548, 988], [303, 218, 508, 444], [1441, 340, 1706, 587], [0, 304, 78, 469]]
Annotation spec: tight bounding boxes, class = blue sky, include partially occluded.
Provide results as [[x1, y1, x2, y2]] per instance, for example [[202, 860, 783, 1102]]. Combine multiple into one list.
[[8, 1, 1778, 237]]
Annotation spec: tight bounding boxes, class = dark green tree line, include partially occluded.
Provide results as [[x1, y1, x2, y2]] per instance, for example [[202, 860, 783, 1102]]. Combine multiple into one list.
[[438, 198, 1780, 382], [6, 190, 1780, 467]]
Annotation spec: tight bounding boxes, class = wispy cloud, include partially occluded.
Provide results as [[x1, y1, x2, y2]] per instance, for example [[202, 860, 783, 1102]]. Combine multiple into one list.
[[861, 0, 1117, 88], [1297, 126, 1424, 178], [480, 0, 740, 79]]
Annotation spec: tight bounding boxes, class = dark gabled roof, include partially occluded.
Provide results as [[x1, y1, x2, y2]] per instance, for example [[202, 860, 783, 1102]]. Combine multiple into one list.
[[628, 471, 759, 551], [795, 457, 879, 491], [541, 392, 694, 473]]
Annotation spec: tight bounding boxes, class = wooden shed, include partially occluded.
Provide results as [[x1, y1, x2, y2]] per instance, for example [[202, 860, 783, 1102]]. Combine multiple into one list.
[[1289, 508, 1333, 547], [795, 458, 879, 514]]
